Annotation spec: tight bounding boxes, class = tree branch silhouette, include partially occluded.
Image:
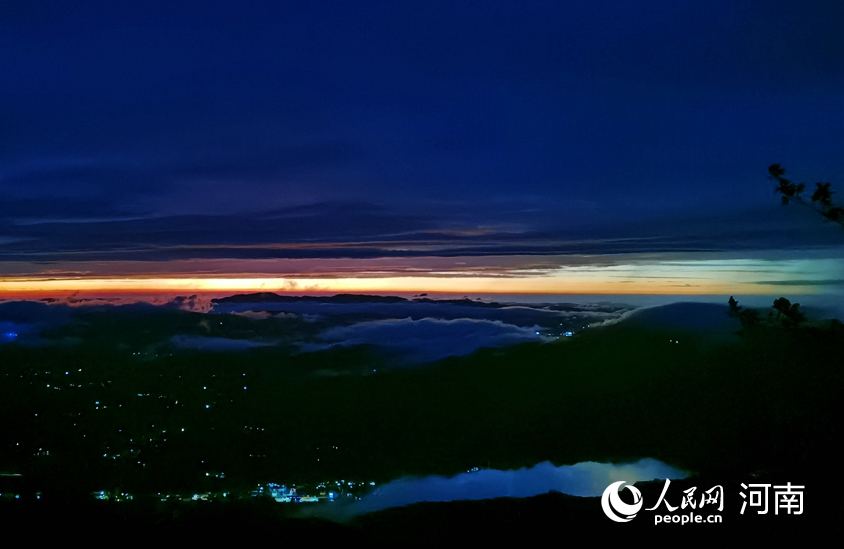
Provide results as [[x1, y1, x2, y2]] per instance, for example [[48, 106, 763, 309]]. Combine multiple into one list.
[[727, 165, 842, 333], [769, 164, 844, 226]]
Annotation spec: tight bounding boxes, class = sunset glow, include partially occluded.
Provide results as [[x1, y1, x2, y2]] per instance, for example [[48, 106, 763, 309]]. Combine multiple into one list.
[[2, 253, 841, 297]]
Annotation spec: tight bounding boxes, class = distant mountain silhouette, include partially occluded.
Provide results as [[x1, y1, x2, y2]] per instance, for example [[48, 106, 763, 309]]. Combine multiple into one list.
[[622, 302, 738, 333], [211, 293, 503, 307], [410, 297, 501, 308], [211, 293, 408, 304]]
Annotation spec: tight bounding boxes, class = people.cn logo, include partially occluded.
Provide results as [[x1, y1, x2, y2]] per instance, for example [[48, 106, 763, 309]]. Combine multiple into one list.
[[601, 481, 644, 522]]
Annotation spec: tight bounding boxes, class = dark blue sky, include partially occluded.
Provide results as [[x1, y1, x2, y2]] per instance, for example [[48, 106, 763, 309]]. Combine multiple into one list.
[[1, 1, 843, 291]]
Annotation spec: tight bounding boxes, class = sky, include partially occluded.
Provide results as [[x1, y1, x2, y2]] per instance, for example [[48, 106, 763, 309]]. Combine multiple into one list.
[[1, 1, 843, 296]]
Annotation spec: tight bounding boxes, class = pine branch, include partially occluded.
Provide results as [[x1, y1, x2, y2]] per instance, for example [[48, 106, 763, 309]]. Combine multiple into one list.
[[769, 164, 844, 227]]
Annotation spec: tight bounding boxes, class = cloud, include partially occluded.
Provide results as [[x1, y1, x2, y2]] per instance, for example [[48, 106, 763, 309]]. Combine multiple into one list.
[[303, 458, 687, 519], [305, 317, 542, 363], [2, 192, 843, 268], [760, 279, 844, 286], [170, 335, 274, 352], [229, 310, 273, 320], [0, 301, 74, 345], [212, 297, 613, 330], [164, 294, 200, 311], [0, 300, 72, 328]]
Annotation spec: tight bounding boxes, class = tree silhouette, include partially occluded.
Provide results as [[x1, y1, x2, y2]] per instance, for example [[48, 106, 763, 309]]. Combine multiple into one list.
[[728, 296, 740, 314], [728, 165, 841, 331], [728, 296, 760, 330], [772, 297, 806, 328], [729, 295, 806, 331]]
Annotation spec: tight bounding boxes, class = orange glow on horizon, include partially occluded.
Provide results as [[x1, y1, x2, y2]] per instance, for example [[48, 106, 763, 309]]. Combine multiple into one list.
[[1, 252, 840, 298], [0, 274, 817, 297]]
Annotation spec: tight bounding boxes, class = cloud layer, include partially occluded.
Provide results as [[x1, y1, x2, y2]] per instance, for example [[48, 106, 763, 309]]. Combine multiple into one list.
[[305, 458, 687, 519], [304, 317, 542, 363], [170, 334, 274, 352]]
